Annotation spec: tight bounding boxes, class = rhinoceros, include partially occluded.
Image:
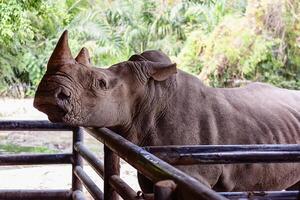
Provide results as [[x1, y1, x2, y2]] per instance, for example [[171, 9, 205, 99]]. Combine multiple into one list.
[[34, 31, 300, 192]]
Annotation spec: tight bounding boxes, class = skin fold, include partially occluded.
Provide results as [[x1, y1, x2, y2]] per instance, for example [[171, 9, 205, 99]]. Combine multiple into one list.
[[34, 31, 300, 193]]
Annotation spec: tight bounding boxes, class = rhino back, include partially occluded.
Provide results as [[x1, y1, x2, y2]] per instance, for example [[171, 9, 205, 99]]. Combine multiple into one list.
[[153, 71, 300, 191], [157, 73, 300, 145], [210, 83, 300, 191], [214, 83, 300, 144]]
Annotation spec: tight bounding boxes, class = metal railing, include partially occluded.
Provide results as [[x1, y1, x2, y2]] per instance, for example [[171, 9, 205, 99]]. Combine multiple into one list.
[[145, 145, 300, 200], [0, 120, 80, 200], [0, 120, 299, 200], [84, 127, 226, 200]]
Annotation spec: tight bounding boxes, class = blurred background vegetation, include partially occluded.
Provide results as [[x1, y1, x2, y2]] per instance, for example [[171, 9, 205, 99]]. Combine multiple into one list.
[[0, 0, 299, 97]]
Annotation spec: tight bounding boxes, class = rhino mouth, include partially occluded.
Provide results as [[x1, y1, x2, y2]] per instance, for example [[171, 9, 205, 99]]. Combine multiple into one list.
[[34, 81, 86, 125], [35, 102, 68, 123], [34, 94, 85, 126], [34, 79, 75, 122]]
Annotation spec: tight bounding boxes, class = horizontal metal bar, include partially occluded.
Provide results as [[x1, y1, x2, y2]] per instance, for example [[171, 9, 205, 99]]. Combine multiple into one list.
[[74, 166, 104, 200], [147, 151, 300, 165], [0, 153, 72, 165], [145, 145, 300, 165], [85, 128, 226, 200], [0, 120, 73, 131], [219, 190, 300, 200], [0, 189, 72, 200], [109, 175, 139, 200], [74, 142, 104, 179], [145, 144, 300, 153], [72, 190, 86, 200]]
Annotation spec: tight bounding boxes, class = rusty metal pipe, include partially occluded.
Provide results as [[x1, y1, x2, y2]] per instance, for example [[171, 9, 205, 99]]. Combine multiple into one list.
[[72, 127, 84, 191], [109, 175, 141, 200], [75, 143, 137, 199], [0, 120, 72, 131], [72, 190, 86, 200], [144, 144, 300, 153], [74, 142, 104, 179], [219, 190, 300, 200], [154, 180, 177, 200], [104, 146, 120, 200], [0, 154, 72, 165], [146, 151, 300, 165], [85, 128, 227, 200], [0, 189, 72, 200], [144, 145, 300, 165], [74, 166, 104, 200]]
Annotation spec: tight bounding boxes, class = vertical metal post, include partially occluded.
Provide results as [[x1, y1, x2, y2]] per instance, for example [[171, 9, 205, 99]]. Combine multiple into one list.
[[72, 127, 84, 191], [154, 180, 177, 200], [104, 145, 120, 200]]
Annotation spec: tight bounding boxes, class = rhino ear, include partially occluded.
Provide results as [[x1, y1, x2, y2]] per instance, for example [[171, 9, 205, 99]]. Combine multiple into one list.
[[75, 47, 91, 67], [146, 62, 177, 81], [48, 30, 74, 69], [129, 54, 147, 62]]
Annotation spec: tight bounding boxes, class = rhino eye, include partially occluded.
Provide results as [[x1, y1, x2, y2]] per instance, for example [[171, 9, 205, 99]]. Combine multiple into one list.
[[98, 79, 107, 90]]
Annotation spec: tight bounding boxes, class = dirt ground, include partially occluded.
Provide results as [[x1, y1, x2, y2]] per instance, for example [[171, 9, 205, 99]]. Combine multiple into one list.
[[0, 98, 140, 198]]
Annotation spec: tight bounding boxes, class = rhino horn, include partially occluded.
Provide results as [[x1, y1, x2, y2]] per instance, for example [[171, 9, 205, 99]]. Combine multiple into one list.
[[47, 30, 74, 68], [75, 47, 91, 67]]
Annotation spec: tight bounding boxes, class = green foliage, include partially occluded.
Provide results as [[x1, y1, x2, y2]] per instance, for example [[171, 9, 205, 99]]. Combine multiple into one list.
[[196, 0, 300, 89], [178, 30, 205, 74], [66, 0, 191, 66], [0, 0, 299, 97], [0, 0, 71, 96], [199, 16, 283, 86], [0, 143, 56, 154], [0, 0, 41, 46]]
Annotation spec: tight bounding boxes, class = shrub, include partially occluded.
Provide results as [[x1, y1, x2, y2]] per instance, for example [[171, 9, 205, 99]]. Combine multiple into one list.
[[186, 0, 300, 89]]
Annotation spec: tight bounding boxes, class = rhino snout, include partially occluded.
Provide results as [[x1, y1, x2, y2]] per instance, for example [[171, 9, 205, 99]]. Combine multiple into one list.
[[55, 87, 71, 103], [34, 87, 73, 122]]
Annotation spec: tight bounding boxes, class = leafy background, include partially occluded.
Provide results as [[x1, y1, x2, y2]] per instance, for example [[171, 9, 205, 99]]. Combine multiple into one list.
[[0, 0, 299, 97]]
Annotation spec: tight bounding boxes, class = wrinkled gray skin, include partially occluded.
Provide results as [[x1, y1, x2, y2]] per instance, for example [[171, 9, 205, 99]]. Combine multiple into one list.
[[34, 31, 300, 193]]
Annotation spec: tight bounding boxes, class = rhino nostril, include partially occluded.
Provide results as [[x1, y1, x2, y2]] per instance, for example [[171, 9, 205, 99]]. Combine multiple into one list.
[[57, 90, 70, 101]]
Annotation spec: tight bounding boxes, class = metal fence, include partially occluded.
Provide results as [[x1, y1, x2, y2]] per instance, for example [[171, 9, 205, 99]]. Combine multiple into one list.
[[0, 120, 299, 200]]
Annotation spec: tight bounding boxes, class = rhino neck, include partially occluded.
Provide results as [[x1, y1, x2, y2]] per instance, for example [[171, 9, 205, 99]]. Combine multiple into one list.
[[110, 70, 210, 146], [118, 75, 177, 146], [144, 70, 210, 146]]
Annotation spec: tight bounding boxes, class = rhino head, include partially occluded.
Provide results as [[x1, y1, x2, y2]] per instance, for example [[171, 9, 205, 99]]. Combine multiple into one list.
[[34, 31, 177, 129]]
